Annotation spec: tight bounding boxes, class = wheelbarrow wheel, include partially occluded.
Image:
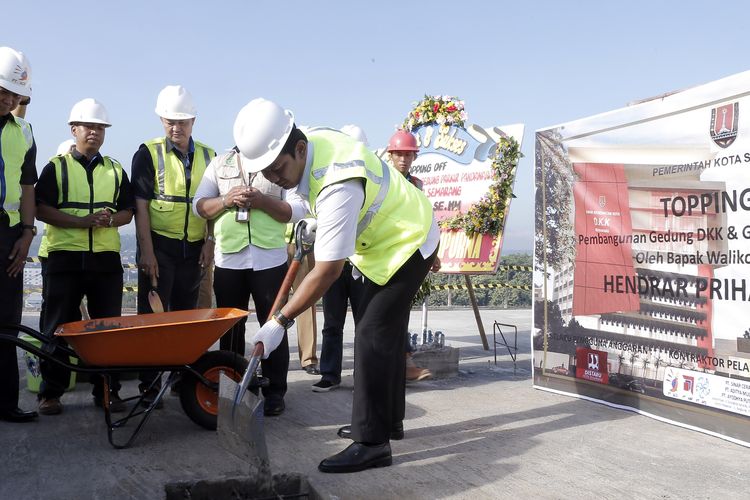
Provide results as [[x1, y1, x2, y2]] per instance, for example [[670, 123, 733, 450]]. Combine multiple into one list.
[[179, 350, 248, 430]]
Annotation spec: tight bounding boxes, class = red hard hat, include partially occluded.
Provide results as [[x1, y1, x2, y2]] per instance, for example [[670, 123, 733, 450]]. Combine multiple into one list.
[[387, 130, 419, 152]]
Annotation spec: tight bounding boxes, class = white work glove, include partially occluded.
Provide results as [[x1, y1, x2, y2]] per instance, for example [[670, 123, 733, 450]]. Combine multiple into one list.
[[298, 218, 317, 246], [251, 320, 286, 359]]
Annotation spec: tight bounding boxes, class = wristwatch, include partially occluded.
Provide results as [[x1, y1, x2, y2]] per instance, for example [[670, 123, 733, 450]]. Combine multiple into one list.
[[273, 310, 295, 329], [22, 224, 37, 235]]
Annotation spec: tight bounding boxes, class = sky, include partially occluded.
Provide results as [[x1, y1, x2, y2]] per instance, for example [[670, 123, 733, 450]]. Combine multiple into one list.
[[6, 0, 750, 253]]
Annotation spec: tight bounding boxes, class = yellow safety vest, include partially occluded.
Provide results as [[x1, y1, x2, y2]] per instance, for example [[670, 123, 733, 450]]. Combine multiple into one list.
[[0, 116, 34, 226], [212, 150, 287, 254], [38, 227, 48, 258], [46, 153, 122, 253], [145, 137, 214, 242], [307, 130, 433, 285]]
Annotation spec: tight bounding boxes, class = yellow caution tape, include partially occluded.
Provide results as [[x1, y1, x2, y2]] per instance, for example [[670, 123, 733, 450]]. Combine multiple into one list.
[[429, 283, 531, 291], [25, 257, 531, 273], [497, 265, 532, 272], [24, 282, 531, 294]]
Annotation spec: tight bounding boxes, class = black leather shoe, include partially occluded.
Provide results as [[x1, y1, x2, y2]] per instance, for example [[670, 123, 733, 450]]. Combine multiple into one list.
[[319, 442, 392, 473], [0, 407, 39, 423], [337, 421, 404, 441], [264, 399, 285, 417]]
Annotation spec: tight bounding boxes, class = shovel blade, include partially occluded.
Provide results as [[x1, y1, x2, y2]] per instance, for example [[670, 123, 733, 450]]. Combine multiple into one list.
[[148, 290, 164, 314], [148, 275, 164, 313], [218, 373, 271, 479]]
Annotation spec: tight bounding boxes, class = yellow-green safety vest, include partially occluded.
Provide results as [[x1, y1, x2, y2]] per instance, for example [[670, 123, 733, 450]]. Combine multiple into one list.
[[38, 227, 48, 258], [212, 150, 287, 254], [0, 116, 34, 226], [145, 137, 215, 242], [46, 153, 122, 253], [307, 130, 433, 285]]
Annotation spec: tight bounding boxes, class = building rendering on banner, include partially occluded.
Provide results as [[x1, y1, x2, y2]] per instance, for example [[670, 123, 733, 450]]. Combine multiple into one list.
[[535, 70, 750, 447]]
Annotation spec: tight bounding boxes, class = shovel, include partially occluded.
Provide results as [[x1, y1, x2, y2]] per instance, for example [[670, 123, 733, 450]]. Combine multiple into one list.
[[148, 274, 164, 313], [217, 219, 315, 468]]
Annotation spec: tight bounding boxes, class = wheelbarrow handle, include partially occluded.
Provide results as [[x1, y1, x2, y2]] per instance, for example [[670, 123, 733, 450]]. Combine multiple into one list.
[[0, 321, 78, 358]]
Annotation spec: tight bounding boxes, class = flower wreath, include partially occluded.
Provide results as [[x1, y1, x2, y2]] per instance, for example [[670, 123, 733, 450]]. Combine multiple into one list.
[[402, 94, 522, 238], [403, 95, 522, 306], [403, 94, 467, 131]]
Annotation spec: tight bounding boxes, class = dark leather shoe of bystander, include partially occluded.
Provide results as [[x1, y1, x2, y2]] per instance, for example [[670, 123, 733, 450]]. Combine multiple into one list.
[[0, 407, 38, 422], [38, 397, 63, 416]]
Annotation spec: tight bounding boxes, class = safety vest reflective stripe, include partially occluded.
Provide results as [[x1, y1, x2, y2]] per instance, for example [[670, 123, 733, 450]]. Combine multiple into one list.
[[311, 158, 391, 238], [153, 143, 211, 203], [18, 120, 33, 148]]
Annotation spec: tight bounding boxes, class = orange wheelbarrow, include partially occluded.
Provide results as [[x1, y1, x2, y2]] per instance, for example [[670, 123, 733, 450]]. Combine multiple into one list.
[[0, 308, 259, 449]]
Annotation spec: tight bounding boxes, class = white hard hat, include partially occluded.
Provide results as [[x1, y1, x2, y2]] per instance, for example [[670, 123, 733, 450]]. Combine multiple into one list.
[[56, 139, 76, 156], [233, 98, 295, 173], [155, 85, 196, 120], [0, 47, 32, 97], [68, 98, 112, 127], [340, 124, 369, 147]]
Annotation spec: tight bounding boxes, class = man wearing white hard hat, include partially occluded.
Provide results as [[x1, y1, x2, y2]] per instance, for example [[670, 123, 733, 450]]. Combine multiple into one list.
[[0, 46, 38, 423], [234, 98, 439, 473], [35, 99, 135, 416], [130, 85, 215, 405]]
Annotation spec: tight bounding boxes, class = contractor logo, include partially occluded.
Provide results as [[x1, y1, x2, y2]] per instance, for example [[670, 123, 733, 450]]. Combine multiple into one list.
[[696, 377, 710, 399], [576, 347, 609, 384], [587, 353, 600, 371], [682, 375, 695, 394], [665, 368, 679, 393], [710, 102, 738, 149]]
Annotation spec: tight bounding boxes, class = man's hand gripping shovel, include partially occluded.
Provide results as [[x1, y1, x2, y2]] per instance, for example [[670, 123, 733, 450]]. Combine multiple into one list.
[[217, 219, 316, 470]]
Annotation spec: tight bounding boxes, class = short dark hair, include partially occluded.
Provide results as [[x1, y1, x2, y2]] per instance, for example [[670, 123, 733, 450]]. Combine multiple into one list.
[[279, 125, 307, 157]]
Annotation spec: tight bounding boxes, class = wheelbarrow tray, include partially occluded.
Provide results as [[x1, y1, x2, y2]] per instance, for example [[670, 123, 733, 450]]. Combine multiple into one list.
[[54, 308, 247, 367]]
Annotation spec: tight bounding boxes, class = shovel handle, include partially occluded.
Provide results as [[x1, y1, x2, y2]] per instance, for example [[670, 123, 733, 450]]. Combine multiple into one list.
[[267, 260, 301, 322], [250, 341, 264, 361]]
